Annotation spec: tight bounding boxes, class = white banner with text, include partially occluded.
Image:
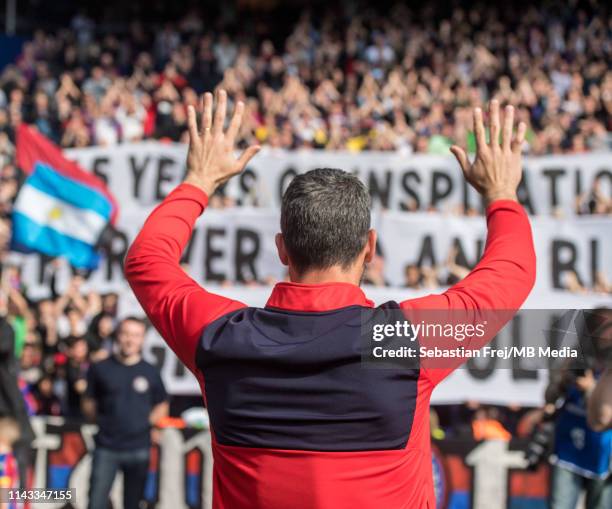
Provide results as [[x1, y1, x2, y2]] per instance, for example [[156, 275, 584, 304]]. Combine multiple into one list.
[[11, 145, 611, 404], [65, 143, 612, 216]]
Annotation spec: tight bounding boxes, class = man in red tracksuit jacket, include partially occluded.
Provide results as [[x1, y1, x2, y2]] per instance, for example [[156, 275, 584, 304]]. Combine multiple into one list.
[[125, 90, 536, 509]]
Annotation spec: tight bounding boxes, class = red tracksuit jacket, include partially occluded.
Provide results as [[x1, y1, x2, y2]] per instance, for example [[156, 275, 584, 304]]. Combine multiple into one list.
[[125, 183, 536, 509]]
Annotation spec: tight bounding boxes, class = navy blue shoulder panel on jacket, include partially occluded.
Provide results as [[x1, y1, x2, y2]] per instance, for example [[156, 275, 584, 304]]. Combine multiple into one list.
[[195, 302, 420, 452]]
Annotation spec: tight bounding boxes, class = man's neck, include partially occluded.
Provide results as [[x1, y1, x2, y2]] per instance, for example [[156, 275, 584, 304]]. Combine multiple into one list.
[[288, 265, 362, 286]]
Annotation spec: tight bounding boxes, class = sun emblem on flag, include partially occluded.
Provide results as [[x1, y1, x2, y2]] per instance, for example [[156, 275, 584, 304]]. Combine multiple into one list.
[[48, 206, 63, 221]]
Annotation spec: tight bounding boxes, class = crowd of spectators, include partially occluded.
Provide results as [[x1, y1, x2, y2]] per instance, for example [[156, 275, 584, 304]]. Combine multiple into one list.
[[0, 3, 610, 220], [0, 2, 610, 215], [0, 2, 611, 156], [1, 269, 118, 418]]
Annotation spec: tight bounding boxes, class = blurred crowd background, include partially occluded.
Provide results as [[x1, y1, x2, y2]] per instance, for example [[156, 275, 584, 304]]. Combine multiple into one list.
[[0, 0, 610, 446], [0, 1, 610, 155]]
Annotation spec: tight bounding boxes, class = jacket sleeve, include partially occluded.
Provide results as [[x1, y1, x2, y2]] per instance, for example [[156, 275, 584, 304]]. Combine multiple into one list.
[[124, 183, 246, 374], [0, 317, 14, 358], [400, 200, 536, 386]]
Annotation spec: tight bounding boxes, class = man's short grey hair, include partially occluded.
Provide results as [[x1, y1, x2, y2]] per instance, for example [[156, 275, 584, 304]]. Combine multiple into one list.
[[280, 168, 371, 273]]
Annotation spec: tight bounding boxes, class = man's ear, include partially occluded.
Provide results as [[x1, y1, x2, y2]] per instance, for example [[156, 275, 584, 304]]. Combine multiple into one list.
[[364, 229, 377, 264], [275, 233, 289, 266]]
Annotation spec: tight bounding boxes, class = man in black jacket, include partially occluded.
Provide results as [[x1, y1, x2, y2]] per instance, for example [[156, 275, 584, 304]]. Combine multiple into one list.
[[0, 315, 34, 489]]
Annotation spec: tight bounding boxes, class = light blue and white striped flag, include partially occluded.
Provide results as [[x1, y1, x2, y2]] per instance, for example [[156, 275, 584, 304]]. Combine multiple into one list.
[[12, 162, 113, 269]]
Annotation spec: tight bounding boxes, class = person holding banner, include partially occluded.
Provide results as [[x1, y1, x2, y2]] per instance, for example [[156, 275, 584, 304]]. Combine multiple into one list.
[[125, 90, 535, 508]]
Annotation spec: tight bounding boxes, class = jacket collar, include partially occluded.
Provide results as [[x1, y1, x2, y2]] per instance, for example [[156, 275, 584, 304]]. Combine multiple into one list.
[[266, 282, 374, 312]]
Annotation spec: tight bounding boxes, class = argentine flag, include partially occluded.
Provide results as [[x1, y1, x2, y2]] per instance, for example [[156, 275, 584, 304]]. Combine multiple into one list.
[[12, 162, 113, 269]]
